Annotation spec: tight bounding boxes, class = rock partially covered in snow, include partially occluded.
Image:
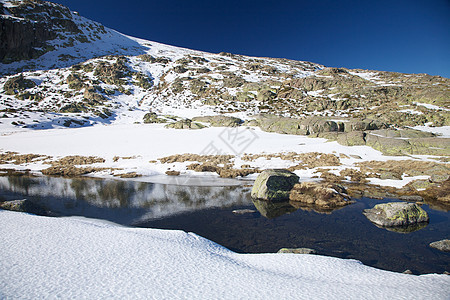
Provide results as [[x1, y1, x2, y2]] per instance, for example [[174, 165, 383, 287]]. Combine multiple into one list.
[[278, 248, 317, 254], [363, 202, 429, 227], [429, 239, 450, 252], [251, 169, 299, 201]]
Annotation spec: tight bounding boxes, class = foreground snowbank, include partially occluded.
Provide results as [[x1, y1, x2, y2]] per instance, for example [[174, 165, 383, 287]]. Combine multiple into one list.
[[0, 210, 448, 299]]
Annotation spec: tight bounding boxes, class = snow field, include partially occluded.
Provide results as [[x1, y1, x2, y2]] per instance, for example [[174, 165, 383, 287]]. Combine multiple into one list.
[[1, 210, 449, 299]]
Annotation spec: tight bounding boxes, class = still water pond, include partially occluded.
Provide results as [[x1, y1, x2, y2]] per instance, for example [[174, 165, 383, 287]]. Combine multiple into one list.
[[1, 175, 449, 274]]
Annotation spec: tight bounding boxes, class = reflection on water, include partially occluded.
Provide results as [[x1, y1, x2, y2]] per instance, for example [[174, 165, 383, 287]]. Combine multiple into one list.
[[0, 175, 252, 225], [252, 199, 297, 219], [372, 221, 429, 233]]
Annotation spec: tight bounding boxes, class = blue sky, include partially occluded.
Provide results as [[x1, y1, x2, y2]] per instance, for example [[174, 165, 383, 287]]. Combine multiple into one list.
[[52, 0, 450, 78]]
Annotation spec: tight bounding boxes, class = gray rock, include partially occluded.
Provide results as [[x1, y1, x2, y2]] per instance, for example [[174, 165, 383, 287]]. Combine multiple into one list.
[[192, 115, 243, 127], [251, 169, 299, 201], [399, 195, 424, 202], [0, 199, 47, 215], [363, 202, 429, 227], [277, 248, 317, 254], [429, 239, 450, 252], [430, 174, 450, 183], [165, 119, 206, 129]]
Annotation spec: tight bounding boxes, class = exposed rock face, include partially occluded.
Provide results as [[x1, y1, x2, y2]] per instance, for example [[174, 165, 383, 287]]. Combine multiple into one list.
[[192, 115, 243, 127], [289, 182, 354, 211], [3, 74, 36, 94], [363, 202, 429, 227], [429, 239, 450, 252], [0, 0, 108, 66], [0, 13, 56, 63], [251, 169, 299, 201], [143, 112, 165, 124], [165, 119, 206, 129], [277, 248, 317, 254], [0, 199, 47, 215]]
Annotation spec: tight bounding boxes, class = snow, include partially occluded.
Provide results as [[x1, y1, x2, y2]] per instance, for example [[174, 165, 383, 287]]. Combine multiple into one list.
[[367, 175, 430, 188], [412, 125, 450, 138], [414, 102, 450, 112], [0, 210, 448, 299], [0, 124, 414, 179], [398, 109, 423, 115]]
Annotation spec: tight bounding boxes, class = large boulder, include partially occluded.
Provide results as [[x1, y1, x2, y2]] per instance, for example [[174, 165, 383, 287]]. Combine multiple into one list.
[[363, 202, 429, 227], [251, 169, 299, 201]]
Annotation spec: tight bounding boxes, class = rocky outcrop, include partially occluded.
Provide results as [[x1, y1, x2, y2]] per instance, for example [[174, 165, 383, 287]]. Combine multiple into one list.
[[429, 239, 450, 252], [0, 15, 56, 63], [251, 169, 299, 201], [0, 0, 89, 64], [165, 119, 206, 129], [289, 182, 354, 211], [143, 112, 166, 124], [3, 74, 36, 94], [192, 115, 243, 127], [363, 202, 429, 227]]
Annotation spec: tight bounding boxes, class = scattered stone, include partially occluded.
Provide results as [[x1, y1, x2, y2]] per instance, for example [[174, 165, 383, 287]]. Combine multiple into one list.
[[399, 195, 424, 202], [251, 169, 299, 201], [166, 170, 180, 176], [402, 269, 413, 275], [116, 172, 141, 178], [429, 239, 450, 252], [277, 248, 317, 254], [232, 209, 256, 215], [363, 202, 429, 227]]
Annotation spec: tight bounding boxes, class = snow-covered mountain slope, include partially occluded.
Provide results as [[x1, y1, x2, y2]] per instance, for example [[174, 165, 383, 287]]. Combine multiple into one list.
[[1, 0, 448, 134]]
